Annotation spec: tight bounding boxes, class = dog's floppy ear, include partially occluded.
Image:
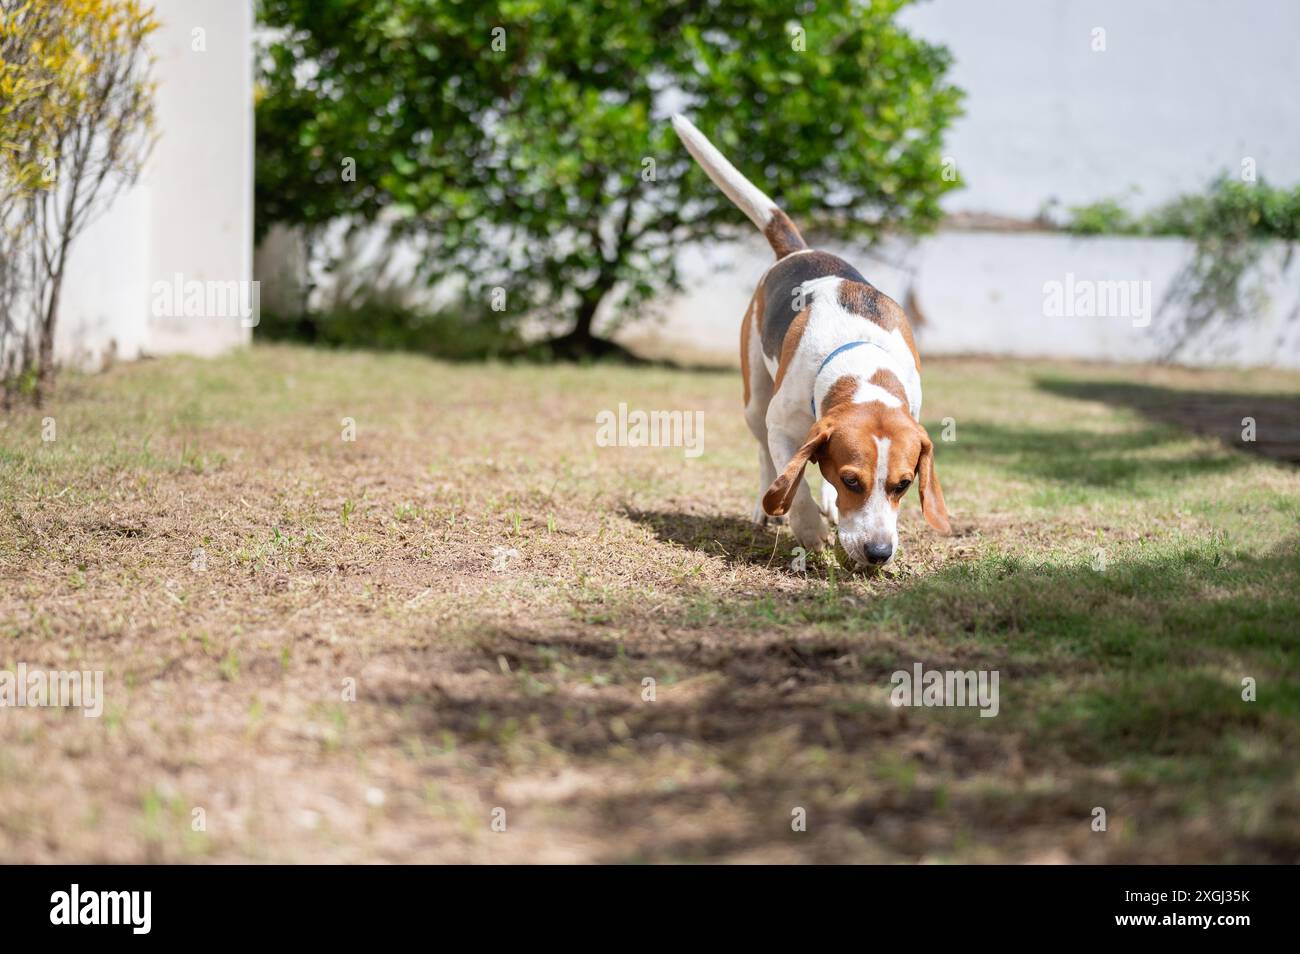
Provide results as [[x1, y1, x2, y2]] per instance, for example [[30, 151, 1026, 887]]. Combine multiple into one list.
[[763, 424, 831, 517], [916, 429, 951, 534]]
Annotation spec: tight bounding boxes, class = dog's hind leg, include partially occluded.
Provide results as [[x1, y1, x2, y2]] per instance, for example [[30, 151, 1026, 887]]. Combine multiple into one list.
[[741, 290, 784, 526]]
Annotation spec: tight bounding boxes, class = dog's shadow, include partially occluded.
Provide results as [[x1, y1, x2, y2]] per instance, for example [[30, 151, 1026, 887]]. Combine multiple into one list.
[[622, 506, 791, 568], [623, 506, 905, 580]]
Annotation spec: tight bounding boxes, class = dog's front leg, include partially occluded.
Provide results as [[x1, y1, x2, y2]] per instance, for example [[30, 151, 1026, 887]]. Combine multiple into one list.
[[788, 478, 833, 551], [767, 428, 833, 551], [819, 480, 839, 525]]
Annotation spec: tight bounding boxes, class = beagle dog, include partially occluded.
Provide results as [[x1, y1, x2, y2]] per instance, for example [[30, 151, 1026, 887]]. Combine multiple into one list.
[[672, 115, 950, 566]]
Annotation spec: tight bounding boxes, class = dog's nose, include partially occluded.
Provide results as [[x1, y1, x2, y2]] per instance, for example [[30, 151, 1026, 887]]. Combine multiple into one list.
[[863, 541, 893, 565]]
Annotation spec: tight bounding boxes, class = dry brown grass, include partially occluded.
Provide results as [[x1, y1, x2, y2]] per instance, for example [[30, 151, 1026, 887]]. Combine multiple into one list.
[[0, 345, 1297, 862]]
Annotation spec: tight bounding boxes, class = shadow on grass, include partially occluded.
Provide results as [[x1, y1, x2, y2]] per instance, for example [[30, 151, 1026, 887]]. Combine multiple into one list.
[[951, 418, 1246, 490], [391, 532, 1300, 862], [255, 308, 735, 373], [1038, 378, 1300, 466], [622, 507, 788, 569]]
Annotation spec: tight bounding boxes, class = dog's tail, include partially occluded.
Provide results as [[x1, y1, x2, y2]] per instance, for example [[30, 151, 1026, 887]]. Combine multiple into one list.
[[671, 114, 808, 260]]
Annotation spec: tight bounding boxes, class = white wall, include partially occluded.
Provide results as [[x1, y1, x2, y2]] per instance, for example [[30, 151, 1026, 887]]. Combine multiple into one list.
[[899, 0, 1300, 217], [145, 0, 255, 357], [53, 0, 253, 369], [635, 231, 1300, 369]]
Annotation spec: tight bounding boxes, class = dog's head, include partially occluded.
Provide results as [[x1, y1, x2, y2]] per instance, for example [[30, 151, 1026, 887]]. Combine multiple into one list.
[[762, 402, 949, 566]]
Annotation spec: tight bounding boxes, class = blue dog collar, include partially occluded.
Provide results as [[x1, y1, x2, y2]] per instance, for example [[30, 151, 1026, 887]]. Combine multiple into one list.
[[811, 340, 893, 417]]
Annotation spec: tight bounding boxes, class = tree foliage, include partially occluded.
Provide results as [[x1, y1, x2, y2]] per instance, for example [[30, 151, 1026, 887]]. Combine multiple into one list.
[[256, 0, 963, 352]]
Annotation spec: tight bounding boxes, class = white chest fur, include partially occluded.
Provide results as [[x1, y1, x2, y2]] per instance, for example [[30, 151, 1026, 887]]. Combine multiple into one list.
[[764, 277, 922, 422]]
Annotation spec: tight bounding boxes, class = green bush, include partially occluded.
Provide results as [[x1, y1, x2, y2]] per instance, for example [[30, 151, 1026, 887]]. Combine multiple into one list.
[[1065, 177, 1300, 359], [255, 0, 963, 354], [1062, 198, 1136, 236], [1066, 177, 1300, 241]]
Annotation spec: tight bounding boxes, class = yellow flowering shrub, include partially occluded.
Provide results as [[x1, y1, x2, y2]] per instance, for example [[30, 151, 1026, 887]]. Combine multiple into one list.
[[0, 0, 157, 401]]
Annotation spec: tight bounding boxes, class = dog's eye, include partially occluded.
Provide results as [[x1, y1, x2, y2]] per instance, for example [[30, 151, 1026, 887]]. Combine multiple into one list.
[[894, 478, 912, 493], [841, 474, 862, 492]]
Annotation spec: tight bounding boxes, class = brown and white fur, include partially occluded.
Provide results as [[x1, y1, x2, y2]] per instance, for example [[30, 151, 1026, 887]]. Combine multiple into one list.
[[672, 114, 950, 566]]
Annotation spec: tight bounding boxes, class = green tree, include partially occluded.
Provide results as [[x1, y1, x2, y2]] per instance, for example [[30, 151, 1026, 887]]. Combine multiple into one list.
[[256, 0, 962, 356]]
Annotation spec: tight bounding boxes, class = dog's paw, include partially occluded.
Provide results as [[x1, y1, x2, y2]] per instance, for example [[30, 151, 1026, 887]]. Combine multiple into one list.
[[791, 516, 834, 551]]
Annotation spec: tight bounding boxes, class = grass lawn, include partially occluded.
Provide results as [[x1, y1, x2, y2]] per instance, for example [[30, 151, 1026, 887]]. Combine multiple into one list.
[[0, 344, 1297, 862]]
